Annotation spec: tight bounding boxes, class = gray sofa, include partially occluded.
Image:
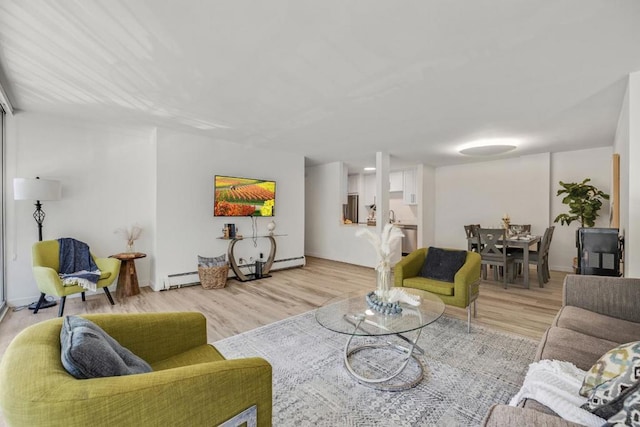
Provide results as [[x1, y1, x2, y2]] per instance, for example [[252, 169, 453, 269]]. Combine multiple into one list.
[[483, 274, 640, 426]]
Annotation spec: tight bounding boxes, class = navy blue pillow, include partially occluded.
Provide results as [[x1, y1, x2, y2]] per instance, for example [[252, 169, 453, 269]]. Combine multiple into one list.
[[419, 247, 467, 283]]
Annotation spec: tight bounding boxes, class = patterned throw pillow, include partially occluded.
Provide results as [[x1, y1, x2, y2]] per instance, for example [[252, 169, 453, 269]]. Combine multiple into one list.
[[603, 385, 640, 426], [198, 254, 226, 268], [582, 358, 640, 417], [580, 341, 640, 397]]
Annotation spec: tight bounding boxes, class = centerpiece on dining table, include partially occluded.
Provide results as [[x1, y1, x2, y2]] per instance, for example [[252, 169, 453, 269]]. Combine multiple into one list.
[[502, 213, 511, 231], [356, 223, 421, 315]]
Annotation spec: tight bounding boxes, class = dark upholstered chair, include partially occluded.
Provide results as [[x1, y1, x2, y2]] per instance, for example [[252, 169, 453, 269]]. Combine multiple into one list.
[[513, 226, 555, 287], [478, 228, 515, 288], [464, 224, 482, 252]]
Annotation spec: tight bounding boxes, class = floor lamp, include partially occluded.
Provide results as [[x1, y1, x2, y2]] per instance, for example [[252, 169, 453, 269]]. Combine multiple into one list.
[[13, 177, 62, 310]]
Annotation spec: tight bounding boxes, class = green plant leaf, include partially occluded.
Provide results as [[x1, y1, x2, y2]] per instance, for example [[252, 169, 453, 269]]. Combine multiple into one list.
[[553, 179, 609, 228]]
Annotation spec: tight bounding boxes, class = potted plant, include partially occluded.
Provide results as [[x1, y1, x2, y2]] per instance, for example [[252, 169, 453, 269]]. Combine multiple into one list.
[[553, 178, 609, 227], [553, 178, 610, 273]]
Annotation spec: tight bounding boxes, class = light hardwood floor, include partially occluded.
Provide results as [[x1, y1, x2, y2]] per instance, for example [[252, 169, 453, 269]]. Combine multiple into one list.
[[0, 256, 565, 358]]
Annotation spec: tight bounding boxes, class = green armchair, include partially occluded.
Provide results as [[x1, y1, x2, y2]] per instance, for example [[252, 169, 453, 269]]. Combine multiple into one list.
[[32, 240, 121, 316], [0, 312, 273, 426], [394, 247, 481, 332]]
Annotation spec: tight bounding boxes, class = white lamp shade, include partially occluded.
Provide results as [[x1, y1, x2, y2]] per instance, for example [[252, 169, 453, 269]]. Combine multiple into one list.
[[13, 178, 62, 201]]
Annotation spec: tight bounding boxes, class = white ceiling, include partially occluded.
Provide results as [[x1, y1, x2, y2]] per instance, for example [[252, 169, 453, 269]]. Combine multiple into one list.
[[1, 0, 639, 171]]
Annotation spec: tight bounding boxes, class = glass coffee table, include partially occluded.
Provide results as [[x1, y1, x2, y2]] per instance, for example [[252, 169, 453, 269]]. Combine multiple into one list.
[[315, 288, 445, 391]]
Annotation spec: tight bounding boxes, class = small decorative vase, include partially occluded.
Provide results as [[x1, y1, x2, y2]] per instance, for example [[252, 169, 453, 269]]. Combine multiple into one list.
[[126, 242, 135, 253], [376, 268, 391, 302], [267, 220, 276, 235]]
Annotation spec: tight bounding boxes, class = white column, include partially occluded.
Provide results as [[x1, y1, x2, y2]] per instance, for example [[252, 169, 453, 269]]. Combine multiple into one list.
[[375, 152, 402, 264], [375, 152, 390, 235]]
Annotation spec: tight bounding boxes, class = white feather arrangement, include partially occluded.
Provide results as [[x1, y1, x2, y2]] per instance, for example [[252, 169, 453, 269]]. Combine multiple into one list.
[[114, 224, 143, 250], [355, 223, 404, 272]]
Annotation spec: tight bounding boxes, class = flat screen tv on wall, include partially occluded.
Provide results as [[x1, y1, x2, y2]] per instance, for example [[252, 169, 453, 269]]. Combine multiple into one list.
[[214, 175, 276, 217]]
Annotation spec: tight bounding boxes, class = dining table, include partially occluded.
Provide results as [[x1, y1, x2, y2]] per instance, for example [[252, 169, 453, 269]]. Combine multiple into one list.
[[502, 235, 541, 288], [467, 234, 542, 288]]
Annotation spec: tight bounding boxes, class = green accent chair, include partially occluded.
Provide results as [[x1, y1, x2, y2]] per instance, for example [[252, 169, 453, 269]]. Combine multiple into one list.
[[0, 312, 273, 427], [394, 248, 481, 332], [32, 240, 121, 316]]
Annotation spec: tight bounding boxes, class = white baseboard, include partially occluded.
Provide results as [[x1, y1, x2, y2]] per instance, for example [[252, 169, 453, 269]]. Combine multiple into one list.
[[158, 256, 306, 292], [549, 264, 574, 273]]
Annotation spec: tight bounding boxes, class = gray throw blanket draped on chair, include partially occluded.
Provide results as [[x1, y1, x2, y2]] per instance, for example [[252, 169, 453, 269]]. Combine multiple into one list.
[[58, 238, 101, 292]]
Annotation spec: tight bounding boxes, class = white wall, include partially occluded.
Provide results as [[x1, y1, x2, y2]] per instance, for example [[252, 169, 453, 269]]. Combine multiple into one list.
[[434, 150, 614, 271], [305, 162, 377, 268], [549, 147, 613, 271], [3, 113, 306, 305], [434, 153, 551, 251], [627, 72, 640, 278], [614, 87, 630, 259], [309, 150, 612, 273], [614, 71, 640, 278], [389, 194, 417, 224], [155, 129, 305, 290], [4, 113, 155, 305]]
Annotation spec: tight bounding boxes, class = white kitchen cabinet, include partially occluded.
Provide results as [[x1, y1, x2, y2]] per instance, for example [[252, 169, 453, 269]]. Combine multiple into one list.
[[363, 174, 376, 206], [347, 174, 359, 194], [403, 168, 417, 205], [389, 171, 403, 192]]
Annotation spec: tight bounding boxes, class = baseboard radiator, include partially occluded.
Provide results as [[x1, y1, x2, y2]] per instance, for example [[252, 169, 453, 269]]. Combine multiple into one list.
[[162, 256, 306, 290]]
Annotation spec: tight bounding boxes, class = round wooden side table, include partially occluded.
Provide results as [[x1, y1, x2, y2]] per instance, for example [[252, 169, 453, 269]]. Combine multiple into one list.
[[110, 252, 147, 298]]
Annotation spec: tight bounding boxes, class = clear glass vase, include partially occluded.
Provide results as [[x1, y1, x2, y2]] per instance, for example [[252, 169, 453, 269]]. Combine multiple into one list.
[[376, 268, 391, 302], [126, 242, 135, 253]]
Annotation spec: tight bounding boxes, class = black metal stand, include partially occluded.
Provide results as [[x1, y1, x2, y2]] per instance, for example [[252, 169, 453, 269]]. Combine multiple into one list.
[[32, 199, 52, 312], [33, 200, 45, 242]]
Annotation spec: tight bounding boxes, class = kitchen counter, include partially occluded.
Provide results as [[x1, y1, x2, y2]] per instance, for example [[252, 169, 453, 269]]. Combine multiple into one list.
[[350, 222, 417, 229], [394, 223, 417, 229]]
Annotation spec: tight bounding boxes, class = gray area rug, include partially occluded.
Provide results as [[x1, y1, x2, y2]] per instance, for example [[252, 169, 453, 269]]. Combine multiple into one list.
[[214, 311, 537, 426]]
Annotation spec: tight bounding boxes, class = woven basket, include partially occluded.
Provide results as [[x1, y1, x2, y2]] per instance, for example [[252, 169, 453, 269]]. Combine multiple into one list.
[[198, 265, 229, 289]]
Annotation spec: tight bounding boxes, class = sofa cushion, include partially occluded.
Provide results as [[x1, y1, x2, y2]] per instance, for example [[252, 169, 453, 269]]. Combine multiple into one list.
[[522, 398, 559, 416], [419, 247, 466, 283], [402, 276, 455, 296], [482, 404, 584, 427], [555, 306, 640, 345], [61, 315, 152, 379], [536, 327, 619, 372]]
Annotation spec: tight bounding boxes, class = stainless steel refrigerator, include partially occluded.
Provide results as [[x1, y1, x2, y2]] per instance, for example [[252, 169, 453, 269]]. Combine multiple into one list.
[[343, 194, 359, 223]]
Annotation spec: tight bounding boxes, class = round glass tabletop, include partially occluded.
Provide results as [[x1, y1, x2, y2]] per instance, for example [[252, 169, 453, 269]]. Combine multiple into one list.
[[315, 288, 445, 336]]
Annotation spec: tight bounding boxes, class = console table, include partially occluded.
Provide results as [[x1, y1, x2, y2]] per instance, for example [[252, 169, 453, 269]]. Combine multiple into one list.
[[221, 234, 283, 282]]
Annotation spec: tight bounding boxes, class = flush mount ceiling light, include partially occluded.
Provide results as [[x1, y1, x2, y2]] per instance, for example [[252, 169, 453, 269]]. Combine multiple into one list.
[[363, 167, 376, 171], [458, 139, 519, 156]]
